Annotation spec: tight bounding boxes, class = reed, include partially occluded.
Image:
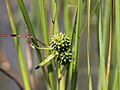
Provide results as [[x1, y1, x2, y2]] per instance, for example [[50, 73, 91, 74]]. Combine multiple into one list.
[[0, 0, 119, 90]]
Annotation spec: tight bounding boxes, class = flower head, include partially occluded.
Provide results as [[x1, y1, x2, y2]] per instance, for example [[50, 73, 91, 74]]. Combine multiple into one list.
[[50, 32, 72, 65], [50, 32, 70, 53], [56, 49, 72, 65], [35, 32, 72, 69]]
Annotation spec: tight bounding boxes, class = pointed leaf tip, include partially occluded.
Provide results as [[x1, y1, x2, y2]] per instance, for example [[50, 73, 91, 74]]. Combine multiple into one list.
[[35, 66, 40, 70]]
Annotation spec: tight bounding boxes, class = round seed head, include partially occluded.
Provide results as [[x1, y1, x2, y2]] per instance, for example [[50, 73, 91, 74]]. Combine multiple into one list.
[[50, 32, 70, 53], [56, 49, 72, 65]]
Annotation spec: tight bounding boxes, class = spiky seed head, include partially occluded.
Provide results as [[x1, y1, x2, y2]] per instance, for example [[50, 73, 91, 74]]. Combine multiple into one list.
[[50, 32, 70, 53], [56, 49, 72, 65]]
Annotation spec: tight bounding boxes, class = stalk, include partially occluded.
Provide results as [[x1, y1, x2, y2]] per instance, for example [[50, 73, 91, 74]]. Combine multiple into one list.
[[87, 0, 93, 89], [98, 0, 111, 89], [98, 0, 102, 90], [115, 0, 120, 89], [106, 0, 113, 81], [17, 0, 50, 89], [63, 0, 71, 37], [71, 0, 82, 90], [5, 0, 30, 90], [38, 0, 55, 90], [51, 0, 59, 34], [65, 8, 77, 90]]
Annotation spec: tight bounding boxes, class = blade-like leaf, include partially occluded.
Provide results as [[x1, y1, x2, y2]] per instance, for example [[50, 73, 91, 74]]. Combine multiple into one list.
[[35, 51, 57, 69]]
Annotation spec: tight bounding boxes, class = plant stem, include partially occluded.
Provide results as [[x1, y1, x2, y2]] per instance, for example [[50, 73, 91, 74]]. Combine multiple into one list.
[[98, 0, 102, 90], [57, 68, 60, 90], [98, 0, 111, 89], [87, 0, 93, 89], [106, 0, 113, 81], [80, 0, 99, 36], [5, 0, 31, 90], [71, 0, 82, 90], [115, 0, 120, 89], [63, 0, 70, 37], [17, 0, 50, 89], [38, 0, 55, 90], [51, 0, 58, 34]]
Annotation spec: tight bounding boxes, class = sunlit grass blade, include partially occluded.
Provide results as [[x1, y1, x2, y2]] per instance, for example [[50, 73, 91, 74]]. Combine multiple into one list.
[[71, 0, 82, 90], [87, 0, 93, 89], [80, 1, 99, 37], [38, 0, 55, 90], [5, 0, 31, 90], [65, 7, 77, 90], [97, 0, 102, 90], [106, 0, 113, 81], [17, 0, 50, 89], [51, 1, 59, 88], [63, 0, 70, 37], [51, 0, 59, 34], [115, 0, 120, 89], [98, 0, 111, 89]]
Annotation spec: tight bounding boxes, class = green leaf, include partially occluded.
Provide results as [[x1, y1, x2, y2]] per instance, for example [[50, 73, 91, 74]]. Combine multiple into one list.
[[17, 0, 50, 89], [5, 0, 31, 90], [35, 51, 57, 69]]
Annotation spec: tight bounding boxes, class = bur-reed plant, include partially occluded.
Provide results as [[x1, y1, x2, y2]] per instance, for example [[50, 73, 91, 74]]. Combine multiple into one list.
[[0, 0, 120, 90]]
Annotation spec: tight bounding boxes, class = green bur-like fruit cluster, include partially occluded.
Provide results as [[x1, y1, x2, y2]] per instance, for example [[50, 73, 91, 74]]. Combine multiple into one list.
[[50, 32, 72, 65], [50, 33, 70, 52], [56, 49, 72, 65]]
